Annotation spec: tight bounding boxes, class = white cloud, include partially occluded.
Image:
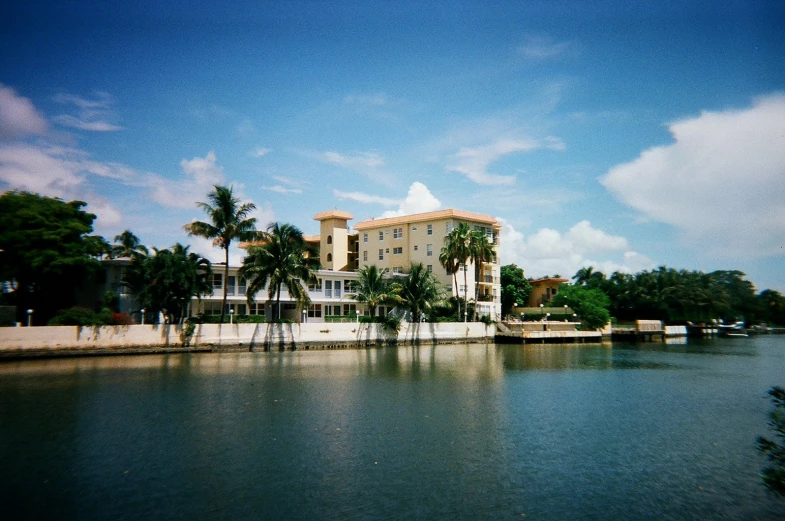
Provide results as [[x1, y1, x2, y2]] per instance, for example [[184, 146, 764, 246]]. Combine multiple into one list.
[[380, 182, 442, 218], [263, 185, 302, 194], [0, 142, 123, 226], [602, 94, 785, 258], [251, 147, 271, 157], [0, 84, 48, 140], [333, 189, 400, 206], [498, 217, 653, 279], [517, 36, 571, 60], [324, 151, 384, 169], [52, 91, 123, 132], [448, 137, 564, 185], [145, 151, 226, 209]]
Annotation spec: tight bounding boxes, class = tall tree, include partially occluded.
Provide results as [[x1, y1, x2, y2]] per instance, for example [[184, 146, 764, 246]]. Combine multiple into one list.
[[439, 244, 460, 319], [349, 264, 402, 318], [442, 222, 472, 321], [552, 284, 611, 331], [0, 191, 103, 323], [112, 229, 144, 258], [469, 228, 495, 320], [398, 263, 443, 322], [184, 185, 257, 324], [239, 222, 319, 321]]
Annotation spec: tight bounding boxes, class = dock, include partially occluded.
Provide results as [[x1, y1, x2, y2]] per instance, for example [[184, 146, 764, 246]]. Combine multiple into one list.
[[611, 320, 664, 342], [496, 321, 602, 344]]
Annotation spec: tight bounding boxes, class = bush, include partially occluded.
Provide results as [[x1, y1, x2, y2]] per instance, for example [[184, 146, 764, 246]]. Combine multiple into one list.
[[0, 306, 16, 326], [48, 307, 103, 326]]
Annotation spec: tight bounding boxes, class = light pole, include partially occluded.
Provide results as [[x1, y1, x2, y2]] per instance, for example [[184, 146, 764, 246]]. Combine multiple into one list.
[[540, 303, 544, 321], [229, 308, 234, 325], [140, 308, 145, 325], [564, 304, 568, 322], [26, 309, 33, 327], [303, 309, 307, 323]]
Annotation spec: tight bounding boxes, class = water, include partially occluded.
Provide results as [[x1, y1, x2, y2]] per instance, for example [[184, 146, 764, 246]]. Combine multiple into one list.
[[0, 337, 783, 520]]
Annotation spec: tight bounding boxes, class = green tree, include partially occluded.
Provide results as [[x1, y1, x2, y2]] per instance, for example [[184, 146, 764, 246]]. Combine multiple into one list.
[[439, 245, 460, 317], [443, 222, 472, 321], [469, 228, 495, 321], [0, 191, 104, 323], [349, 264, 402, 318], [552, 284, 611, 331], [184, 185, 257, 324], [238, 222, 319, 321], [757, 386, 785, 497], [500, 264, 532, 317], [758, 290, 785, 326], [398, 263, 443, 322], [124, 243, 212, 324], [112, 229, 145, 258]]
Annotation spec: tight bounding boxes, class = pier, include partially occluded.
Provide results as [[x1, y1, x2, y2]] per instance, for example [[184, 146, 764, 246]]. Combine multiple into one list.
[[496, 321, 602, 344]]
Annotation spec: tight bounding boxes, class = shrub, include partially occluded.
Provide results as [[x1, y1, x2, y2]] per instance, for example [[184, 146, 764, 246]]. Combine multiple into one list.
[[0, 306, 16, 326], [48, 307, 102, 326]]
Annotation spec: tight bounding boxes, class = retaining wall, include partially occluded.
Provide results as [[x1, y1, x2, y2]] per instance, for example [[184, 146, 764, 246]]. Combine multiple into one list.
[[0, 322, 495, 357]]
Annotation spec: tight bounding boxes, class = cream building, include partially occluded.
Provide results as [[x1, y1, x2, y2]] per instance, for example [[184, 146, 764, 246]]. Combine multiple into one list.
[[191, 208, 502, 321]]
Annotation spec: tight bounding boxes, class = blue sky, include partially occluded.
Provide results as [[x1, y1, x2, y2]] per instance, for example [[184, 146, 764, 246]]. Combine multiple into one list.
[[1, 1, 784, 291]]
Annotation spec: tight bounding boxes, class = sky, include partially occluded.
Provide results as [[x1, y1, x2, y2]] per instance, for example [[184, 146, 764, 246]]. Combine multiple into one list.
[[1, 0, 784, 291]]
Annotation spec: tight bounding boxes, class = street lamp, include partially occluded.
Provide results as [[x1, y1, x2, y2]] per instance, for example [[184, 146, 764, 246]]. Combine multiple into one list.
[[26, 309, 33, 327], [229, 308, 234, 325], [564, 304, 568, 322], [540, 303, 544, 321], [140, 308, 146, 325], [303, 309, 307, 323]]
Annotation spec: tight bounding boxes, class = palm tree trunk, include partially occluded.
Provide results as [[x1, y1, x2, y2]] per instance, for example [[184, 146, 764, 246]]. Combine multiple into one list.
[[463, 264, 468, 322], [452, 272, 459, 321], [220, 245, 229, 325]]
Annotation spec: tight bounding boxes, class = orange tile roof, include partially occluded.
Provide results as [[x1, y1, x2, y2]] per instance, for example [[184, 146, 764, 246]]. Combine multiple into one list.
[[313, 210, 354, 221], [353, 209, 499, 230]]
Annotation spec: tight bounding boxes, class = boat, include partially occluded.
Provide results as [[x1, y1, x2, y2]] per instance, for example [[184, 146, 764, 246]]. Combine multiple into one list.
[[718, 320, 748, 337]]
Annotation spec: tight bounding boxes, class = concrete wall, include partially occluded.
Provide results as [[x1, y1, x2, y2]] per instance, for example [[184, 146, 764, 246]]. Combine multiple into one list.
[[0, 322, 495, 356]]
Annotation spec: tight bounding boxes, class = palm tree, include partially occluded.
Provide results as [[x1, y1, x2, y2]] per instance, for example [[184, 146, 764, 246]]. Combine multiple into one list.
[[398, 263, 443, 322], [184, 185, 257, 324], [238, 222, 319, 321], [469, 228, 494, 321], [443, 222, 472, 321], [349, 264, 402, 318], [439, 244, 460, 319], [112, 230, 144, 258]]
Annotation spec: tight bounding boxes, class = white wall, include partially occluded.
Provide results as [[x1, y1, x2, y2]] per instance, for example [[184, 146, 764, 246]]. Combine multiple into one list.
[[0, 322, 495, 354]]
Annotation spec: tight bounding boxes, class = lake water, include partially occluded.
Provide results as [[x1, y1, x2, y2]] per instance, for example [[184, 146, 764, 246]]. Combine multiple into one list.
[[1, 337, 783, 520]]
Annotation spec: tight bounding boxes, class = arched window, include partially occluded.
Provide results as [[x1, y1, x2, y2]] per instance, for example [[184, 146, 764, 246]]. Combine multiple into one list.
[[327, 235, 332, 245], [327, 253, 332, 262]]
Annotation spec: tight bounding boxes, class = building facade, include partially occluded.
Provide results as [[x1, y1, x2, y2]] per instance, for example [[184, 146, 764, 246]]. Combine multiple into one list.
[[190, 208, 502, 322]]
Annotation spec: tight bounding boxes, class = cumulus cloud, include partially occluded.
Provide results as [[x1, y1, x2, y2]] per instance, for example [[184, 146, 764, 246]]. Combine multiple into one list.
[[601, 94, 785, 258], [448, 137, 565, 185], [0, 143, 123, 226], [52, 91, 123, 132], [380, 182, 442, 218], [517, 36, 571, 60], [498, 218, 653, 279], [333, 189, 400, 206], [0, 84, 48, 140], [145, 151, 226, 209]]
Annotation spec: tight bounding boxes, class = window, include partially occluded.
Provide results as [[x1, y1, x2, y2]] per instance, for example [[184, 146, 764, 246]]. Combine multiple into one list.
[[426, 224, 433, 235], [363, 233, 368, 243], [446, 222, 453, 233], [393, 266, 403, 274], [327, 253, 332, 262], [327, 235, 332, 245], [393, 227, 402, 239], [236, 304, 247, 315], [385, 248, 389, 253], [393, 247, 402, 255], [379, 249, 384, 260], [379, 231, 384, 241], [344, 304, 356, 316], [249, 302, 265, 315], [325, 280, 333, 298], [427, 264, 433, 273], [426, 244, 433, 256], [212, 273, 223, 290], [238, 277, 247, 296], [308, 304, 322, 318], [227, 275, 236, 295], [412, 226, 418, 231], [308, 278, 322, 291], [414, 245, 418, 251], [363, 250, 368, 261], [335, 281, 342, 298]]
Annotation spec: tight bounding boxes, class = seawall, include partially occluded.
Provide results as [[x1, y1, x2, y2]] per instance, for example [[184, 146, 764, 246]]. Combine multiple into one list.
[[0, 322, 495, 359]]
